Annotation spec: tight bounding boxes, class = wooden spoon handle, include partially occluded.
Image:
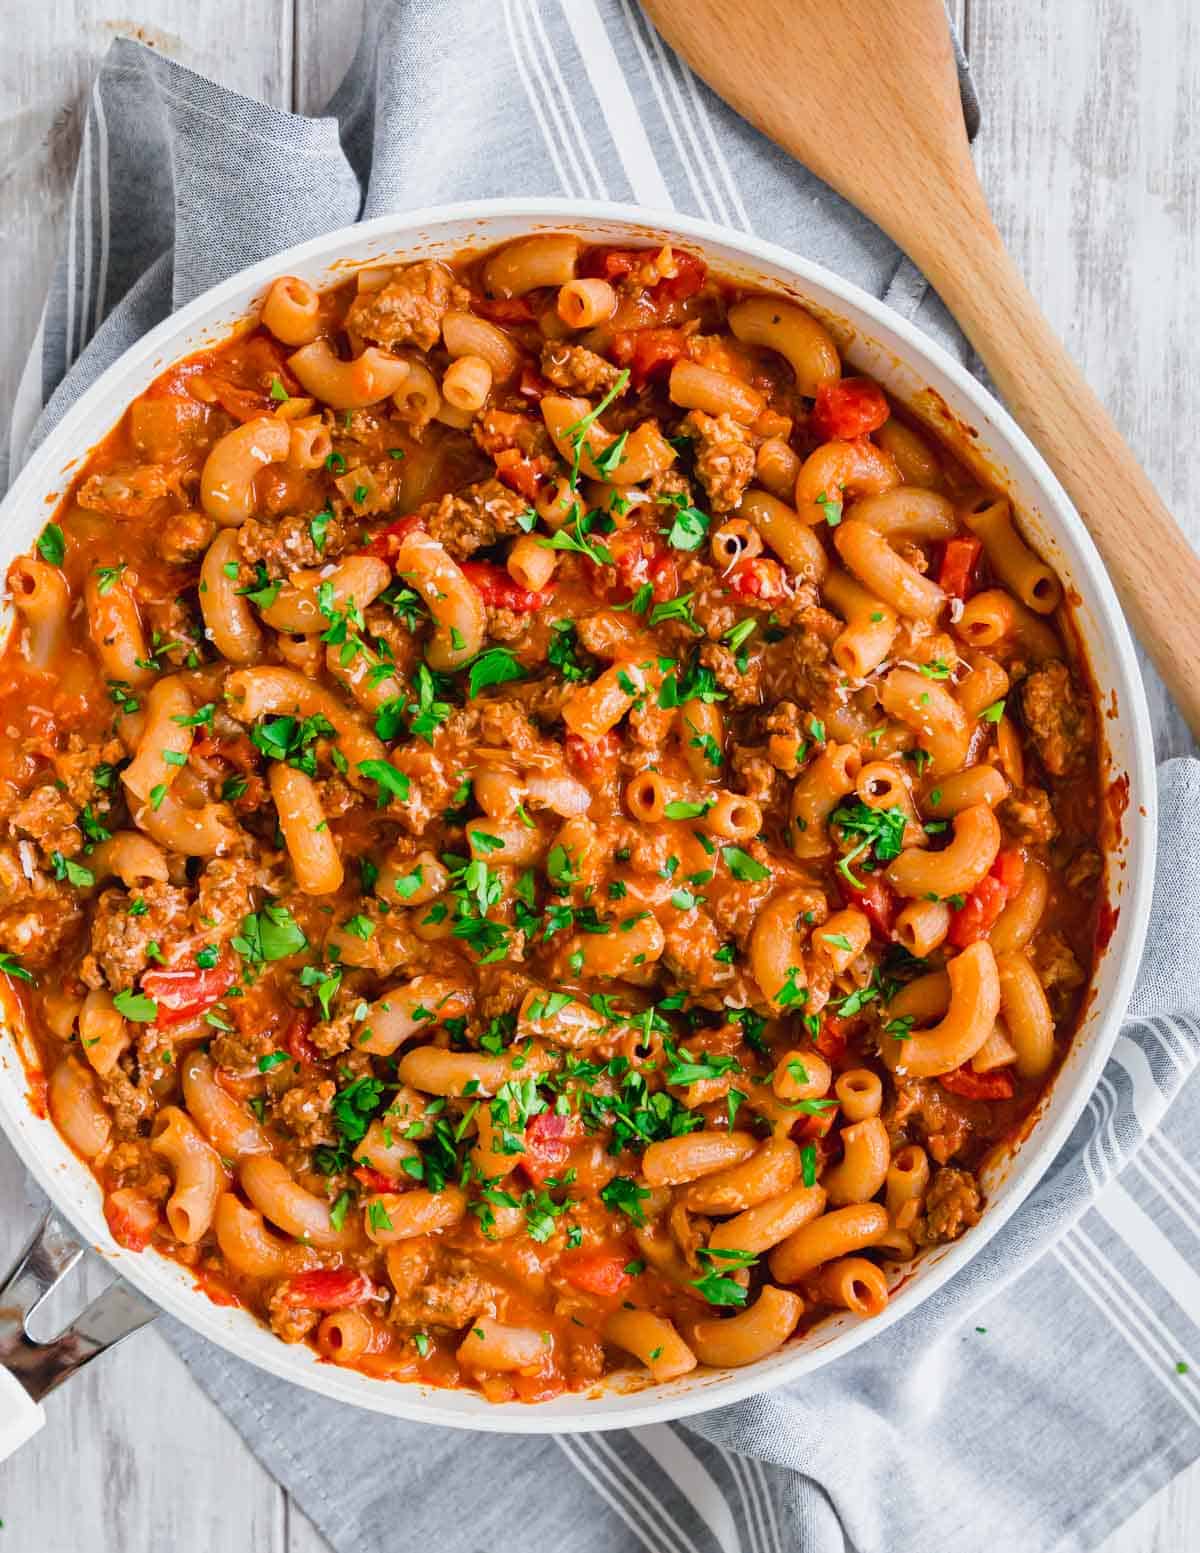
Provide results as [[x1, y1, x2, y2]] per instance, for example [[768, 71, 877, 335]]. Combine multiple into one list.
[[910, 194, 1200, 729]]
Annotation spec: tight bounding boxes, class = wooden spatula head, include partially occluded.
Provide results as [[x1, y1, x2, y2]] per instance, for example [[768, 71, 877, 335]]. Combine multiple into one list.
[[640, 0, 984, 258]]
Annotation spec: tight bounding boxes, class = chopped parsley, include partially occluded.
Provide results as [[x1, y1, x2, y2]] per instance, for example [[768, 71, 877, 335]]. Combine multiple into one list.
[[692, 1247, 756, 1307], [37, 523, 65, 566], [250, 712, 334, 775], [814, 489, 843, 526], [467, 647, 526, 698], [658, 490, 710, 551], [113, 989, 157, 1022], [831, 801, 908, 889], [723, 845, 770, 882], [600, 1175, 652, 1226], [51, 852, 94, 888], [232, 903, 308, 965], [663, 1042, 740, 1086], [357, 758, 411, 807], [0, 952, 33, 983], [663, 799, 711, 821], [547, 620, 596, 684]]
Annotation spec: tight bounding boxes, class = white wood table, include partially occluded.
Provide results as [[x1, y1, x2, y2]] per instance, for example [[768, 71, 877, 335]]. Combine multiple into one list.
[[0, 1, 1196, 1547]]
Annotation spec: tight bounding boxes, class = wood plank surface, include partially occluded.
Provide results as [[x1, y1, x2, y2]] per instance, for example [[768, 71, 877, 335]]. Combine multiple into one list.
[[968, 0, 1200, 763], [0, 5, 293, 1550], [0, 0, 1196, 1549]]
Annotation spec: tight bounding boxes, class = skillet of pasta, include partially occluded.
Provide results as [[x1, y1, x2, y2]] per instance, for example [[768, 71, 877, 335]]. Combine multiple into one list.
[[0, 234, 1102, 1401]]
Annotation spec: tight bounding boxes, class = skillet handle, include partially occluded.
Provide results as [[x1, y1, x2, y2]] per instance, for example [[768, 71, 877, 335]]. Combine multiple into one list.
[[0, 1208, 158, 1462]]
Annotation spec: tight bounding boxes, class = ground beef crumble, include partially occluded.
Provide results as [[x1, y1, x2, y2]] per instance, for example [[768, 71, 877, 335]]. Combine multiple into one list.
[[391, 1258, 496, 1330], [7, 786, 82, 859], [999, 786, 1059, 846], [681, 409, 755, 512], [914, 1166, 982, 1244], [345, 261, 469, 353], [83, 884, 191, 991], [421, 479, 531, 561], [239, 511, 352, 574], [540, 342, 626, 397], [1019, 659, 1093, 777], [699, 642, 762, 707], [276, 1079, 336, 1147], [886, 1078, 972, 1164]]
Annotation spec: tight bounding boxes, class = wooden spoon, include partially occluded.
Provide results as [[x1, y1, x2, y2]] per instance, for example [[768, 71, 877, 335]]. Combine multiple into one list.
[[641, 0, 1200, 733]]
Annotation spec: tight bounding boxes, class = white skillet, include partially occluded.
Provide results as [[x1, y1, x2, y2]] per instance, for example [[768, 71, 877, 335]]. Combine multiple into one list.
[[0, 201, 1155, 1450]]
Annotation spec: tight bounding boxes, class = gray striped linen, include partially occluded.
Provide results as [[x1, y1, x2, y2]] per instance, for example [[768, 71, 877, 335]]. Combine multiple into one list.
[[7, 6, 1200, 1550]]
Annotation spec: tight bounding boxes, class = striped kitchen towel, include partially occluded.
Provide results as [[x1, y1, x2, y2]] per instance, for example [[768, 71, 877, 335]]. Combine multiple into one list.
[[9, 5, 1200, 1551]]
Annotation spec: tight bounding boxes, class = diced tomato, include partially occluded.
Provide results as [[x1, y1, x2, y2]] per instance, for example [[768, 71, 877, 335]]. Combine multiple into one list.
[[278, 1268, 375, 1311], [353, 1165, 395, 1194], [579, 246, 640, 282], [565, 730, 621, 782], [205, 334, 297, 423], [726, 556, 786, 601], [206, 378, 274, 423], [938, 536, 984, 601], [493, 446, 548, 500], [653, 249, 707, 301], [142, 953, 236, 1026], [460, 559, 551, 613], [104, 1188, 158, 1252], [284, 1011, 320, 1068], [938, 1064, 1015, 1101], [946, 849, 1025, 947], [560, 1245, 635, 1297], [811, 378, 890, 441], [812, 1014, 850, 1063], [586, 528, 677, 605], [192, 1270, 241, 1308], [522, 1112, 582, 1185], [852, 874, 897, 940], [990, 848, 1025, 897], [580, 246, 706, 301], [946, 875, 1006, 948], [474, 295, 535, 325], [647, 549, 679, 603], [368, 510, 424, 560], [610, 327, 689, 386]]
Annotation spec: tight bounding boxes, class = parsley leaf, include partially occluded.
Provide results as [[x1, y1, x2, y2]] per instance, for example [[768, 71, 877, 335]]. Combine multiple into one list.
[[113, 989, 158, 1022], [37, 523, 65, 566], [547, 619, 596, 684], [232, 903, 308, 964], [357, 758, 411, 807], [51, 852, 94, 888], [691, 1247, 756, 1306], [663, 1041, 740, 1086], [0, 952, 33, 983], [467, 647, 526, 698], [815, 489, 843, 527], [600, 1175, 652, 1226], [723, 846, 770, 882], [658, 490, 710, 551]]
